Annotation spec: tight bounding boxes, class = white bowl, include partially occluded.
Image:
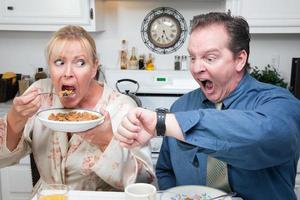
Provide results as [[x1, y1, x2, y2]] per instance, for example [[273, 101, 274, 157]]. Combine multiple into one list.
[[36, 108, 105, 132], [160, 185, 232, 200]]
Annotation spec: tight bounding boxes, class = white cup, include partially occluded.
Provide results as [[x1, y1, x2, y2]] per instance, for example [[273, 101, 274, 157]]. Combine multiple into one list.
[[125, 183, 156, 200]]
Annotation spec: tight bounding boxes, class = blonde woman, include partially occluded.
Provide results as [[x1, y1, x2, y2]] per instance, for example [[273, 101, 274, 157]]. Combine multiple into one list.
[[0, 25, 154, 195]]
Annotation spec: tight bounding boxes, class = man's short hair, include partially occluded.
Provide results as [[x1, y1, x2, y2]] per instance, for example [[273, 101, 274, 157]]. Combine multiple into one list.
[[190, 12, 251, 69]]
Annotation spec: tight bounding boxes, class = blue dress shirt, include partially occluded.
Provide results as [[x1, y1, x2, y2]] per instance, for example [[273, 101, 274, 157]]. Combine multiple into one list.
[[156, 73, 300, 200]]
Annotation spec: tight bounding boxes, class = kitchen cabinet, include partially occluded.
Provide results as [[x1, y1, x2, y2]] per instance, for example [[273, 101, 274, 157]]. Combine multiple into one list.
[[226, 0, 300, 33], [0, 0, 104, 32], [0, 157, 32, 200], [0, 102, 32, 200]]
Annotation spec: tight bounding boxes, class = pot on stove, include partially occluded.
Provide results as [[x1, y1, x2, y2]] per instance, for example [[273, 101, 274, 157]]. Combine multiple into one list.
[[115, 79, 142, 107]]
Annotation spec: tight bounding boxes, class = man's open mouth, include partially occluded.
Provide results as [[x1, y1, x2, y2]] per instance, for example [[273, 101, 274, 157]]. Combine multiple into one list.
[[200, 79, 214, 91]]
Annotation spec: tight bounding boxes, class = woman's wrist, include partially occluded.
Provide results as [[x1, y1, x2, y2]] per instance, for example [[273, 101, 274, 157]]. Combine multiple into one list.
[[7, 109, 26, 135]]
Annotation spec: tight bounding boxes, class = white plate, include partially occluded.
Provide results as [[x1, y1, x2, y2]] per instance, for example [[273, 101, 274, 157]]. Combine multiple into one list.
[[37, 108, 105, 132], [160, 185, 231, 200]]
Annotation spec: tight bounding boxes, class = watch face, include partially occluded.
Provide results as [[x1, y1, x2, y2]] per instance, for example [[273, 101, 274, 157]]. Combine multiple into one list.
[[149, 15, 181, 48], [141, 7, 187, 54]]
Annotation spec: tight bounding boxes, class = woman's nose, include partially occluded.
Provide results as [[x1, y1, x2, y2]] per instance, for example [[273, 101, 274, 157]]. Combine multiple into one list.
[[64, 63, 74, 78]]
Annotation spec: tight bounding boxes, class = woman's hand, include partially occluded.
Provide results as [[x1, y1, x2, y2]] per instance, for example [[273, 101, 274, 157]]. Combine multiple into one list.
[[7, 87, 41, 150], [76, 109, 113, 152], [9, 88, 41, 120]]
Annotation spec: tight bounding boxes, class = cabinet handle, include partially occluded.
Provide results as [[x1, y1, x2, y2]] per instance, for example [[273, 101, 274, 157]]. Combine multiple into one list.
[[90, 8, 94, 20], [7, 6, 14, 11]]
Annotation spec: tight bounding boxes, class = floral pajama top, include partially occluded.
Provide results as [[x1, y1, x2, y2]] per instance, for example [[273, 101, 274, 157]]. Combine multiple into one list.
[[0, 79, 155, 196]]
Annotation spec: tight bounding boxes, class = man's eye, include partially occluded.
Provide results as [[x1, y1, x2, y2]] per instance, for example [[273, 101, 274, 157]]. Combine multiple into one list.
[[205, 56, 216, 63], [189, 56, 196, 63], [54, 59, 64, 66], [76, 59, 85, 67]]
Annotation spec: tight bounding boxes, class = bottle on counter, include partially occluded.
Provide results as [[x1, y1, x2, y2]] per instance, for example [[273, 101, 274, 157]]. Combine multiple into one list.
[[128, 47, 138, 70], [145, 53, 155, 71], [34, 67, 47, 81], [181, 55, 188, 71], [120, 40, 128, 70], [138, 55, 145, 70], [174, 55, 181, 70]]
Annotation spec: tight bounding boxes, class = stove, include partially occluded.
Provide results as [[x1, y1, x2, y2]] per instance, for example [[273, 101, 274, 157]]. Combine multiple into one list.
[[103, 69, 198, 164]]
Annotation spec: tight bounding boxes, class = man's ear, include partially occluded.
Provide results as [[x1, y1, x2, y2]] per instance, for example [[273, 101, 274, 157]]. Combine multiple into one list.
[[235, 50, 247, 72]]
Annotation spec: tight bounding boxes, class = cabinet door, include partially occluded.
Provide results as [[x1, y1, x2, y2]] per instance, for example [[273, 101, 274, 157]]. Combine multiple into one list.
[[0, 0, 103, 31], [0, 156, 32, 200], [226, 0, 300, 33]]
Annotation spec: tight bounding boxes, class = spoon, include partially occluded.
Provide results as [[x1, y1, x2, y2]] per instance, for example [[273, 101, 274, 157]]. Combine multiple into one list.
[[157, 191, 237, 200], [208, 192, 237, 200]]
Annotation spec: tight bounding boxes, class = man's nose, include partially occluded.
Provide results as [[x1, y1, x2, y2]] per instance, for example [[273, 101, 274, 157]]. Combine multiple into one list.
[[191, 59, 206, 73]]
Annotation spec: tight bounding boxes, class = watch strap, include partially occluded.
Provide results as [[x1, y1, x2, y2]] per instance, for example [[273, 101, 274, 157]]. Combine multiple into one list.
[[156, 108, 168, 136]]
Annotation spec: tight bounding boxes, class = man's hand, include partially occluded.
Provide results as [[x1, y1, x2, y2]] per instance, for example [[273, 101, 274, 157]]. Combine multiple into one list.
[[116, 107, 157, 148]]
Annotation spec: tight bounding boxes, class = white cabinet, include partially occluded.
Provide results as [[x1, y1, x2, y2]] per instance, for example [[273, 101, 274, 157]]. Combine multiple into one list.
[[226, 0, 300, 33], [0, 156, 32, 200], [0, 102, 32, 200], [0, 0, 104, 32]]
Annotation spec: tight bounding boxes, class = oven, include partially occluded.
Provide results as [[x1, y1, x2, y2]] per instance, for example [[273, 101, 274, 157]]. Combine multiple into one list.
[[103, 69, 198, 165]]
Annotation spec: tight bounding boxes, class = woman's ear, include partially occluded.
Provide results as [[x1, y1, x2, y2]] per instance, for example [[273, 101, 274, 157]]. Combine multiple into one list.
[[235, 50, 247, 72], [92, 60, 99, 78]]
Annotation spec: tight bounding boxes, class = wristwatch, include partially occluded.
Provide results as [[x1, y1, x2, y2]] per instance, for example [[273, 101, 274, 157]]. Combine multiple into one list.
[[155, 108, 169, 136]]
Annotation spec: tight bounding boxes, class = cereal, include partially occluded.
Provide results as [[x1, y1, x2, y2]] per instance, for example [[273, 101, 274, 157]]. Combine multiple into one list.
[[48, 111, 99, 121], [60, 89, 74, 97]]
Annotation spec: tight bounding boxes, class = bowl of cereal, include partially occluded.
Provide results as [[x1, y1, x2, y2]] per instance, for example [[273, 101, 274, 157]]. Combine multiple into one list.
[[36, 108, 105, 132], [160, 185, 232, 200]]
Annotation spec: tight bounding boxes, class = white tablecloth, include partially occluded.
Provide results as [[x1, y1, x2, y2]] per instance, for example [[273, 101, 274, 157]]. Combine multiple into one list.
[[32, 190, 162, 200]]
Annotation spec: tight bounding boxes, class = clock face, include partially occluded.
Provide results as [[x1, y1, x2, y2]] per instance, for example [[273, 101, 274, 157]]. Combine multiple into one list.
[[148, 15, 181, 48], [141, 7, 187, 54]]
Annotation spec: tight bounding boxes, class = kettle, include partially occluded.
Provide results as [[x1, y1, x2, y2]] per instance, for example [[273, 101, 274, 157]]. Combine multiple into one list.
[[115, 79, 142, 107]]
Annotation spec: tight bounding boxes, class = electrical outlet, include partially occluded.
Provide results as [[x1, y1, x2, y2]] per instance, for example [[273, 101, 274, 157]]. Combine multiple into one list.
[[271, 54, 280, 68]]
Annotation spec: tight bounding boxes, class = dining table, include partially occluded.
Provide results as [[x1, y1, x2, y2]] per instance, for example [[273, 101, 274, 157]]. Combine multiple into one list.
[[31, 190, 163, 200]]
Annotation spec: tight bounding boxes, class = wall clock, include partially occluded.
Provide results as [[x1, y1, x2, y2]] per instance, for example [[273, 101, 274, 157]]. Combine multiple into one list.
[[141, 7, 187, 54]]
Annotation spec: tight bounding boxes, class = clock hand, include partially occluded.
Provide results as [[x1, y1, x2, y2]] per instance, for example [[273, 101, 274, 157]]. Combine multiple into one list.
[[163, 31, 170, 41]]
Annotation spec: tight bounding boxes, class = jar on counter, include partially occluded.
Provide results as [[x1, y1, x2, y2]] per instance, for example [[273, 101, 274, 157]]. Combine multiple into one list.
[[174, 55, 181, 70], [145, 53, 154, 71], [138, 55, 145, 70], [181, 55, 188, 71], [35, 67, 47, 81]]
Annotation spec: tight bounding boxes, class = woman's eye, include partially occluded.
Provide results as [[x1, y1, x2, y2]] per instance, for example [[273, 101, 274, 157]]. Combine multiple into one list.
[[54, 59, 64, 66], [76, 59, 86, 67]]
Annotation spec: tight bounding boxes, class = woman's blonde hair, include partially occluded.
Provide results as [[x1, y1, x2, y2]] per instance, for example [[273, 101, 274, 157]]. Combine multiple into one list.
[[46, 25, 98, 65]]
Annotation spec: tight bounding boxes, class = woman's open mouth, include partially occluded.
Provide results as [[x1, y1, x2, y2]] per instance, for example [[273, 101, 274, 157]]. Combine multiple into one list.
[[60, 85, 76, 97]]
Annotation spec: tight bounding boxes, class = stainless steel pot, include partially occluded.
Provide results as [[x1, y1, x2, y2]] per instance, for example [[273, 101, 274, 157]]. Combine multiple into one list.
[[115, 79, 142, 107]]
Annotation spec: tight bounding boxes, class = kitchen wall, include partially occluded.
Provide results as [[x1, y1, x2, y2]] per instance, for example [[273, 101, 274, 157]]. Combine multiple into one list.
[[0, 0, 300, 83]]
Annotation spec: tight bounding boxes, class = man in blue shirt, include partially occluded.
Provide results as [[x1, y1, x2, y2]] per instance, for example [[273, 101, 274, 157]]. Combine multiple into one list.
[[116, 12, 300, 200]]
